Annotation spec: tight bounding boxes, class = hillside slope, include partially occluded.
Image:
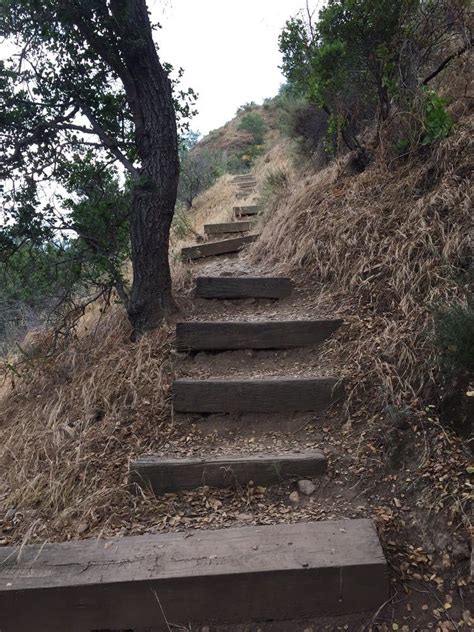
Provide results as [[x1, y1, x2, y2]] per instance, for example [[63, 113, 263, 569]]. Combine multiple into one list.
[[0, 67, 472, 629]]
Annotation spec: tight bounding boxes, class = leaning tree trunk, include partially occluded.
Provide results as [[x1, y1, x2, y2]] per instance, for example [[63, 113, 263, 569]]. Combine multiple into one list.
[[111, 0, 179, 336]]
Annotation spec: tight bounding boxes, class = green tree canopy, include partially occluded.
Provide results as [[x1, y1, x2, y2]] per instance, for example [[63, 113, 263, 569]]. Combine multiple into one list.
[[1, 0, 196, 336]]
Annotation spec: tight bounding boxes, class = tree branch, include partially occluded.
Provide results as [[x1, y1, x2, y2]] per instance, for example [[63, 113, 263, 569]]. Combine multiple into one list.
[[422, 40, 472, 85], [79, 104, 139, 178]]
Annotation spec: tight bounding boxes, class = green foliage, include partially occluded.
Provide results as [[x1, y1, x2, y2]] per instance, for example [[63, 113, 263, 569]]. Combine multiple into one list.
[[238, 112, 267, 145], [396, 89, 454, 154], [178, 147, 225, 208], [421, 89, 453, 145], [275, 93, 332, 167], [434, 294, 474, 375], [0, 242, 80, 308], [279, 0, 402, 123], [236, 101, 258, 114], [0, 0, 197, 335], [278, 0, 466, 155]]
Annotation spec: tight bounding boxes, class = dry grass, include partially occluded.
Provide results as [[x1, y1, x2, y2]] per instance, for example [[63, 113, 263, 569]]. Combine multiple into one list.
[[249, 114, 473, 412], [0, 304, 182, 542], [245, 104, 473, 596]]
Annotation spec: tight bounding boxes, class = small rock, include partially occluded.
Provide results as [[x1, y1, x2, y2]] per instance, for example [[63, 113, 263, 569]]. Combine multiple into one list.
[[3, 508, 16, 521], [77, 522, 88, 535], [298, 480, 316, 496], [289, 491, 300, 505], [237, 513, 252, 520]]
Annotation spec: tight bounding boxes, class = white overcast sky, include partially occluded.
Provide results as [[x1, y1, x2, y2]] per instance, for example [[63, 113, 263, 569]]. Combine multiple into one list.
[[151, 0, 313, 136]]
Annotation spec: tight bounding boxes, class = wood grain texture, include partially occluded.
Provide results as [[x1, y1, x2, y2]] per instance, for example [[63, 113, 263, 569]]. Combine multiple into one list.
[[195, 276, 293, 299], [0, 520, 388, 631], [176, 320, 342, 351], [173, 377, 344, 413], [204, 221, 253, 235], [181, 235, 258, 260], [130, 450, 327, 493]]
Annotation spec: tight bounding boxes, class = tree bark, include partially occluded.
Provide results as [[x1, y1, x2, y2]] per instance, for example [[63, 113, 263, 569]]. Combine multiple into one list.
[[110, 0, 179, 336]]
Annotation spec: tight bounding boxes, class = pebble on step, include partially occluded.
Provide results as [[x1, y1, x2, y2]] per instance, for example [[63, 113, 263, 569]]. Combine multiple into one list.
[[298, 479, 317, 496]]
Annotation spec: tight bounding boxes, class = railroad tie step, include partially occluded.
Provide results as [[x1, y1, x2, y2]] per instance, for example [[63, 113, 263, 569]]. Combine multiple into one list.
[[130, 450, 326, 494], [204, 221, 253, 235], [234, 205, 261, 218], [173, 377, 344, 414], [195, 276, 293, 299], [176, 319, 342, 352], [181, 235, 258, 261], [233, 173, 256, 181], [237, 182, 257, 189], [0, 520, 389, 630]]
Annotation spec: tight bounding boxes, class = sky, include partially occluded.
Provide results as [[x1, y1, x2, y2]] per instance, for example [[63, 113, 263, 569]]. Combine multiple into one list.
[[151, 0, 312, 136]]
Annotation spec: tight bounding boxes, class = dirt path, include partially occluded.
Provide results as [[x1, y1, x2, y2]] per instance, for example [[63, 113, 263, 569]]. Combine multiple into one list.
[[165, 238, 472, 630]]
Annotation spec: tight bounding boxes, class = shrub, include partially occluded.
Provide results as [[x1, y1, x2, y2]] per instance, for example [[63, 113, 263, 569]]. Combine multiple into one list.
[[236, 101, 258, 115], [277, 96, 332, 167], [422, 89, 454, 145], [278, 0, 468, 154], [434, 294, 474, 375], [177, 148, 225, 208], [238, 112, 267, 145]]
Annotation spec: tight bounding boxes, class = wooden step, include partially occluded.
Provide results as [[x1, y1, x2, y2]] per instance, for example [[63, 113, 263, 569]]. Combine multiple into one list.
[[173, 377, 343, 414], [130, 450, 326, 494], [234, 205, 261, 217], [238, 181, 257, 188], [204, 221, 253, 235], [236, 191, 252, 199], [196, 276, 293, 299], [176, 320, 342, 352], [233, 174, 256, 181], [181, 235, 257, 260], [0, 520, 389, 630]]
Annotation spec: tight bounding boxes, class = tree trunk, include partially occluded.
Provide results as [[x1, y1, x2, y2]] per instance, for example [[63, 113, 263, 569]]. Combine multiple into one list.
[[111, 0, 179, 336]]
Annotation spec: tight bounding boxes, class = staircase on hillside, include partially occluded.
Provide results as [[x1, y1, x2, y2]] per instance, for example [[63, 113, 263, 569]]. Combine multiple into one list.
[[0, 172, 389, 631], [181, 173, 261, 261]]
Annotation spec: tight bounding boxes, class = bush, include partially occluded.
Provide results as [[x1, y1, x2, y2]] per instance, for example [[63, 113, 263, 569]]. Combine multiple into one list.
[[278, 0, 468, 155], [434, 294, 474, 375], [238, 112, 267, 145], [177, 148, 225, 208], [236, 101, 258, 115], [277, 96, 332, 167]]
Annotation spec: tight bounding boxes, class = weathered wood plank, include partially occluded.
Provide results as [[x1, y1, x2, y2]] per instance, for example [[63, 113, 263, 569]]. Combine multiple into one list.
[[195, 276, 293, 299], [176, 320, 342, 351], [130, 450, 327, 494], [173, 377, 344, 414], [233, 205, 261, 217], [236, 191, 252, 199], [0, 520, 388, 631], [181, 235, 257, 260], [233, 174, 256, 181], [204, 221, 253, 235]]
